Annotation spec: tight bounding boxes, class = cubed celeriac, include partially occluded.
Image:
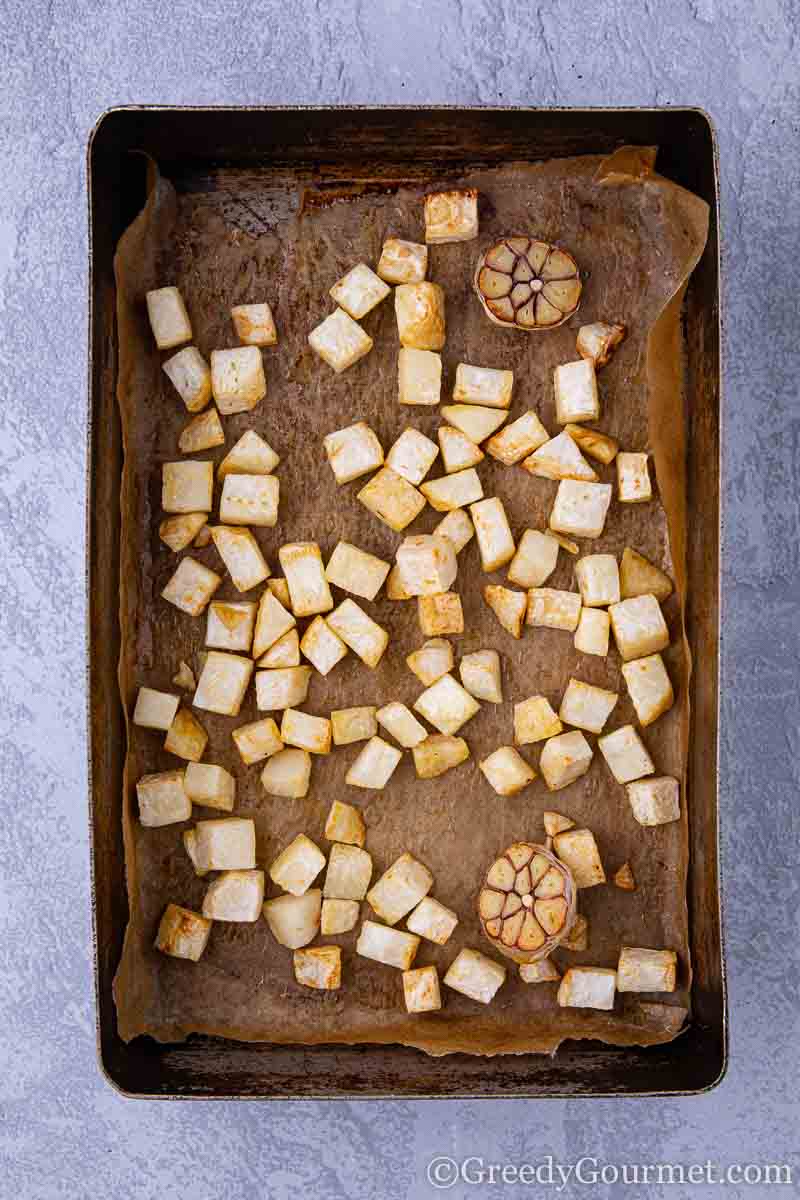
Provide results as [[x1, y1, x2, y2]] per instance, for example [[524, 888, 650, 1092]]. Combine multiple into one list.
[[205, 601, 256, 653], [155, 904, 211, 961], [325, 541, 391, 602], [559, 677, 618, 734], [367, 852, 433, 925], [162, 461, 213, 514], [433, 509, 474, 554], [558, 966, 616, 1010], [395, 282, 445, 350], [323, 421, 384, 485], [308, 307, 373, 373], [279, 542, 333, 617], [527, 588, 582, 632], [614, 862, 636, 890], [267, 577, 292, 608], [137, 770, 191, 827], [357, 920, 420, 970], [324, 843, 373, 900], [300, 616, 348, 676], [421, 468, 484, 512], [486, 410, 549, 464], [194, 817, 256, 870], [210, 526, 270, 593], [398, 347, 441, 406], [470, 497, 515, 572], [424, 189, 479, 243], [146, 287, 192, 350], [294, 946, 342, 990], [161, 557, 221, 616], [413, 734, 469, 778], [443, 948, 506, 1004], [406, 638, 453, 685], [621, 653, 674, 725], [231, 301, 277, 346], [441, 404, 506, 444], [173, 662, 196, 690], [514, 695, 562, 745], [179, 407, 225, 453], [508, 529, 558, 589], [396, 534, 457, 597], [260, 747, 311, 798], [255, 666, 312, 711], [598, 725, 655, 784], [520, 958, 561, 984], [576, 321, 626, 368], [345, 736, 402, 790], [218, 430, 280, 478], [626, 776, 680, 826], [133, 687, 180, 732], [259, 628, 300, 668], [617, 946, 677, 993], [406, 897, 458, 946], [438, 425, 484, 473], [357, 467, 426, 532], [386, 428, 439, 485], [269, 834, 326, 896], [553, 359, 599, 424], [280, 708, 332, 755], [479, 746, 536, 796], [549, 479, 613, 540], [327, 599, 389, 668], [263, 890, 321, 949], [193, 524, 212, 548], [252, 590, 296, 660], [574, 607, 611, 657], [544, 811, 575, 836], [184, 762, 235, 811], [403, 965, 442, 1013], [459, 649, 502, 703], [324, 799, 366, 846], [164, 708, 207, 761], [219, 474, 279, 527], [418, 592, 464, 637], [564, 423, 619, 465], [609, 594, 669, 661], [159, 512, 208, 553], [193, 651, 253, 717], [523, 431, 597, 482], [539, 730, 593, 791], [575, 554, 620, 607], [202, 869, 265, 921], [321, 899, 360, 935], [330, 707, 377, 747], [376, 701, 428, 748], [617, 452, 652, 503], [377, 237, 428, 284], [330, 262, 390, 319], [232, 717, 283, 765], [414, 673, 480, 736], [619, 547, 673, 602], [183, 828, 207, 876], [162, 346, 211, 412], [210, 346, 266, 414], [453, 363, 513, 409], [552, 827, 605, 887], [484, 584, 527, 638]]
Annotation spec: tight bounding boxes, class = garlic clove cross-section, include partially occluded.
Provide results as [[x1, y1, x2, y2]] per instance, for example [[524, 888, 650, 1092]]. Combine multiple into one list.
[[478, 841, 577, 963], [474, 239, 582, 331]]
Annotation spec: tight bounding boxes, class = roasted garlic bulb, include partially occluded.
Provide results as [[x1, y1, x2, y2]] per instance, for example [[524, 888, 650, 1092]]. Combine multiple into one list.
[[478, 841, 576, 963], [475, 239, 582, 331]]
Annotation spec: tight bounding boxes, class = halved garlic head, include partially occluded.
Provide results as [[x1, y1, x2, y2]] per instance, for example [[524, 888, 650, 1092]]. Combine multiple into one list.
[[478, 841, 577, 963], [474, 239, 582, 331]]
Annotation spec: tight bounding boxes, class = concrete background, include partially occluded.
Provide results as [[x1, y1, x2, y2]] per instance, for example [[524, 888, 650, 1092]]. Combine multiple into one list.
[[1, 1, 798, 1197]]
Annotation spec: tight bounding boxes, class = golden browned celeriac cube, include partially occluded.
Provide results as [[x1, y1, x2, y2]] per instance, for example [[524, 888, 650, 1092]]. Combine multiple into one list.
[[194, 817, 256, 871], [193, 524, 212, 548], [205, 601, 256, 653], [444, 948, 506, 1004], [253, 590, 296, 659], [559, 677, 619, 735], [523, 431, 598, 482], [161, 557, 221, 616], [507, 529, 558, 589], [376, 701, 428, 748], [269, 833, 326, 896], [576, 321, 626, 368], [345, 736, 402, 790], [438, 425, 484, 474], [357, 466, 426, 532], [544, 811, 575, 837], [220, 473, 279, 527], [598, 724, 655, 784], [385, 428, 439, 486], [183, 828, 207, 876], [613, 861, 636, 890], [441, 403, 507, 444], [209, 526, 270, 593], [324, 843, 373, 900], [193, 650, 253, 717], [547, 530, 579, 555], [575, 554, 620, 608], [280, 708, 332, 755], [414, 672, 480, 736], [406, 896, 458, 946], [396, 534, 457, 596], [459, 648, 502, 703], [162, 460, 213, 514], [622, 653, 674, 726], [324, 799, 366, 846], [619, 547, 673, 602], [357, 920, 420, 970], [617, 946, 677, 993], [231, 301, 278, 346], [202, 869, 265, 921], [330, 707, 378, 747], [626, 776, 680, 826], [554, 359, 599, 424], [300, 616, 348, 676], [210, 346, 266, 415], [398, 347, 442, 406], [403, 965, 442, 1012], [378, 237, 428, 284], [327, 599, 389, 668], [232, 716, 283, 765], [418, 592, 464, 637], [453, 363, 513, 409], [486, 410, 549, 464], [479, 746, 536, 796], [259, 627, 300, 668], [146, 286, 192, 350], [133, 687, 180, 732], [263, 889, 321, 949], [184, 762, 236, 811], [470, 497, 515, 572], [367, 852, 433, 925], [527, 588, 582, 632], [395, 281, 446, 350], [514, 695, 563, 745], [609, 594, 669, 661], [164, 708, 208, 761], [173, 660, 196, 691], [553, 827, 605, 888], [413, 734, 469, 778], [279, 541, 333, 616], [433, 508, 475, 554], [520, 958, 561, 984], [260, 747, 312, 798], [255, 666, 312, 712], [323, 421, 384, 485], [484, 584, 527, 639], [564, 423, 619, 465], [155, 904, 211, 961], [549, 479, 613, 540], [539, 730, 593, 791], [179, 407, 225, 454], [617, 452, 652, 503], [162, 346, 212, 412], [406, 638, 454, 686], [159, 512, 208, 553], [424, 189, 479, 243], [294, 945, 342, 990], [574, 607, 611, 657], [330, 262, 391, 319], [325, 541, 391, 602], [266, 577, 292, 608], [308, 306, 373, 373], [136, 770, 191, 827], [561, 912, 588, 951], [421, 468, 484, 512], [321, 898, 360, 935], [218, 429, 280, 478], [558, 966, 616, 1010]]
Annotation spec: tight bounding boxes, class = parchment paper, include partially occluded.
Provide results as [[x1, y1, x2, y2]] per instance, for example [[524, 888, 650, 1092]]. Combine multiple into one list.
[[112, 149, 708, 1055]]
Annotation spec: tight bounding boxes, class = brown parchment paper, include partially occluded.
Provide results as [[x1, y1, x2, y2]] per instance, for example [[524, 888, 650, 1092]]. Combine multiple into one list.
[[112, 149, 708, 1056]]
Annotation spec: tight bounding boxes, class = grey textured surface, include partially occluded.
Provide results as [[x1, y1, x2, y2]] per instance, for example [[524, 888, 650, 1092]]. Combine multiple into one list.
[[1, 1, 798, 1197]]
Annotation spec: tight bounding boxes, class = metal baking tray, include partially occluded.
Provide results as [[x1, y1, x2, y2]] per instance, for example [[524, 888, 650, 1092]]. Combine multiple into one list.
[[87, 106, 724, 1098]]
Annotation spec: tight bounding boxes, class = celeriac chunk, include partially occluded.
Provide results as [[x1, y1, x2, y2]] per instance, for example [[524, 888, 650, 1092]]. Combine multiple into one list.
[[280, 708, 331, 755], [300, 616, 348, 676], [164, 708, 207, 761], [133, 687, 180, 732], [219, 474, 279, 527], [137, 770, 191, 827], [614, 861, 637, 890], [323, 799, 366, 846], [609, 594, 669, 661], [553, 359, 599, 424], [267, 577, 292, 608], [553, 827, 605, 888], [357, 920, 420, 969], [377, 237, 428, 284], [438, 425, 484, 473], [259, 628, 300, 668], [558, 966, 616, 1010], [574, 607, 611, 657], [539, 730, 593, 791], [327, 599, 388, 667], [619, 547, 673, 602], [210, 346, 266, 415], [395, 282, 445, 349], [433, 508, 474, 554], [321, 899, 360, 935], [617, 452, 652, 503], [527, 588, 582, 631], [622, 653, 674, 725], [421, 468, 483, 512], [523, 431, 597, 482], [508, 529, 559, 589], [269, 834, 326, 896], [403, 965, 442, 1012], [345, 736, 402, 790], [367, 852, 433, 925], [193, 650, 253, 717], [520, 958, 561, 984], [183, 828, 207, 876], [424, 189, 478, 243], [575, 554, 620, 607], [443, 948, 506, 1004], [549, 479, 613, 539], [330, 707, 378, 747], [418, 592, 464, 636], [263, 890, 321, 949], [414, 673, 480, 736], [184, 762, 235, 811], [486, 410, 549, 464], [514, 695, 562, 745], [357, 467, 426, 532], [159, 512, 208, 553], [441, 404, 506, 444], [406, 638, 454, 686], [376, 701, 428, 748], [564, 423, 619, 465], [173, 660, 196, 691], [386, 428, 439, 485], [260, 747, 312, 798], [193, 524, 212, 548], [396, 534, 457, 596], [323, 421, 384, 485], [598, 725, 655, 784], [218, 430, 280, 478], [210, 526, 270, 593], [194, 817, 256, 870], [617, 946, 677, 993], [279, 542, 333, 617], [330, 262, 390, 319], [479, 746, 536, 795], [155, 904, 210, 961], [484, 584, 527, 639], [470, 497, 515, 571], [324, 843, 373, 900], [255, 666, 312, 711], [162, 557, 221, 616], [406, 896, 458, 946], [576, 321, 626, 368], [294, 946, 342, 990], [162, 461, 213, 513], [559, 677, 618, 734], [232, 717, 283, 765], [626, 776, 680, 826], [253, 590, 296, 659], [308, 307, 373, 373], [398, 347, 441, 406], [543, 811, 575, 836], [179, 407, 225, 453], [146, 286, 192, 350], [453, 363, 513, 409], [203, 869, 265, 921], [561, 913, 589, 951], [162, 346, 211, 412], [205, 601, 256, 653], [231, 301, 278, 346], [412, 734, 469, 778]]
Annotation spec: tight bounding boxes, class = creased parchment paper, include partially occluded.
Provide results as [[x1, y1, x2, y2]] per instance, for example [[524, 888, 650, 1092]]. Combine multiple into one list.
[[112, 150, 708, 1055]]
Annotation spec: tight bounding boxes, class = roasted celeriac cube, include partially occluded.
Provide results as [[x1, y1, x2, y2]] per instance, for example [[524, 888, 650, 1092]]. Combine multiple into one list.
[[162, 346, 211, 412], [433, 508, 474, 554], [403, 965, 442, 1012], [386, 428, 439, 486], [617, 946, 677, 993], [444, 948, 506, 1004], [418, 592, 464, 637], [205, 601, 256, 653], [414, 672, 480, 736], [133, 687, 180, 732], [280, 708, 332, 755], [479, 746, 536, 795], [406, 638, 454, 685], [183, 828, 207, 876], [220, 473, 279, 527], [576, 321, 626, 368], [539, 730, 593, 791], [514, 695, 562, 745], [357, 467, 426, 532], [159, 512, 208, 553], [558, 966, 616, 1010], [559, 677, 618, 735], [564, 423, 619, 465], [137, 770, 191, 827], [412, 734, 469, 778], [395, 282, 446, 350], [398, 347, 442, 406], [376, 701, 428, 748], [406, 897, 458, 946], [438, 425, 484, 473], [269, 833, 326, 896], [161, 557, 221, 616], [527, 588, 582, 632], [193, 650, 253, 717], [324, 843, 373, 900], [330, 262, 390, 319], [193, 524, 212, 548], [267, 577, 292, 608], [396, 534, 457, 597], [619, 547, 673, 602], [617, 452, 652, 503], [155, 904, 211, 961], [308, 307, 373, 372], [164, 708, 208, 761], [324, 799, 366, 846], [259, 628, 300, 668], [377, 237, 428, 284], [544, 810, 575, 836], [179, 407, 225, 453], [609, 594, 669, 661], [357, 920, 420, 969], [622, 653, 674, 726], [561, 912, 588, 951], [146, 286, 192, 350], [210, 526, 270, 593], [520, 958, 561, 984], [260, 747, 312, 798], [554, 359, 599, 424], [231, 301, 277, 346], [598, 724, 655, 784], [327, 599, 388, 667], [345, 736, 402, 790], [294, 946, 342, 990], [484, 584, 527, 639], [324, 542, 391, 603], [508, 529, 558, 589], [218, 429, 280, 478], [323, 420, 384, 485], [184, 762, 235, 811], [210, 346, 266, 415], [253, 590, 296, 659], [441, 403, 506, 444], [279, 541, 333, 616], [263, 889, 321, 949], [300, 616, 348, 676], [321, 899, 360, 935], [575, 554, 620, 607], [614, 861, 636, 890], [330, 707, 378, 747], [173, 660, 196, 691], [459, 648, 502, 703], [162, 460, 213, 514], [453, 363, 513, 409], [574, 607, 611, 657], [255, 666, 312, 711], [202, 869, 265, 922], [553, 827, 605, 888], [549, 479, 613, 540], [523, 431, 597, 482], [486, 410, 549, 464], [626, 776, 680, 826], [367, 852, 433, 925], [194, 817, 256, 871], [470, 497, 515, 572], [421, 468, 484, 512], [424, 189, 479, 243], [232, 716, 283, 765]]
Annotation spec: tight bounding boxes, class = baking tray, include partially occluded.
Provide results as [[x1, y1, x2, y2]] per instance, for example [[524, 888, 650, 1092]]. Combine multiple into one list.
[[87, 106, 724, 1098]]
